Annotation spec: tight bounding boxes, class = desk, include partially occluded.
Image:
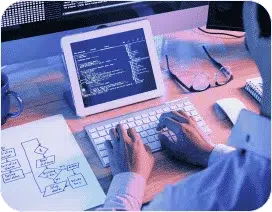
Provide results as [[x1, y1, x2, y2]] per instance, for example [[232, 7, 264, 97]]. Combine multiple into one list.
[[2, 28, 260, 205]]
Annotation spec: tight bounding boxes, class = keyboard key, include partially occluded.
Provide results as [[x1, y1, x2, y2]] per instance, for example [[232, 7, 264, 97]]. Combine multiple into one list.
[[177, 103, 183, 108], [150, 116, 157, 122], [120, 120, 127, 124], [148, 140, 161, 150], [147, 129, 156, 136], [156, 109, 163, 114], [184, 101, 191, 106], [97, 126, 104, 131], [156, 114, 161, 119], [149, 122, 157, 129], [143, 138, 149, 144], [100, 150, 108, 157], [149, 111, 156, 116], [190, 110, 198, 116], [142, 114, 148, 118], [169, 131, 175, 136], [184, 105, 195, 112], [143, 118, 150, 124], [197, 120, 206, 127], [140, 131, 148, 138], [103, 157, 109, 165], [112, 122, 119, 126], [172, 135, 177, 142], [105, 124, 112, 129], [202, 126, 212, 135], [105, 135, 111, 140], [163, 107, 170, 112], [97, 143, 106, 151], [98, 130, 107, 137], [193, 115, 202, 122], [89, 128, 96, 133], [135, 116, 142, 120], [106, 129, 110, 134], [154, 134, 159, 140], [91, 132, 99, 139], [123, 124, 129, 130], [94, 137, 105, 144], [142, 124, 149, 130], [135, 120, 143, 126], [147, 136, 156, 143], [170, 105, 177, 110], [135, 126, 143, 133], [128, 122, 136, 128], [127, 117, 134, 122]]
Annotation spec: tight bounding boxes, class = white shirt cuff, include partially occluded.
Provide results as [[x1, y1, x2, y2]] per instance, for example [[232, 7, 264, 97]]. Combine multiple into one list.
[[208, 144, 235, 166], [227, 109, 271, 159], [102, 172, 146, 210]]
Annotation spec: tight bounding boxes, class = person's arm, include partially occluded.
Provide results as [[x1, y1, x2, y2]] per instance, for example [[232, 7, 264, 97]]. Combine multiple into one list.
[[101, 172, 146, 211], [100, 125, 154, 211]]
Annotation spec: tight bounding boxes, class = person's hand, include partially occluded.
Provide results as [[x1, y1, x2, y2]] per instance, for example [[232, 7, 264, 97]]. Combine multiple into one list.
[[105, 124, 155, 181], [156, 110, 215, 167]]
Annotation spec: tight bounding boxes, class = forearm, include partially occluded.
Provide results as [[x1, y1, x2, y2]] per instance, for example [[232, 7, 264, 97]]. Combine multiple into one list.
[[101, 172, 146, 211]]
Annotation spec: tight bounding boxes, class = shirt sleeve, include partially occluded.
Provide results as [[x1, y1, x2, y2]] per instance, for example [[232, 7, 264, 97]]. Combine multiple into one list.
[[100, 172, 146, 211], [208, 144, 236, 166]]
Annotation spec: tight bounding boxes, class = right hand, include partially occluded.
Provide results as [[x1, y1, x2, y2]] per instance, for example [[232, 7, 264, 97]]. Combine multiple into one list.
[[156, 110, 215, 167]]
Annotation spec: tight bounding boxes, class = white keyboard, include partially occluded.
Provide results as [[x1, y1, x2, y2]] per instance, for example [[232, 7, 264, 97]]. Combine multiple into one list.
[[85, 97, 212, 167]]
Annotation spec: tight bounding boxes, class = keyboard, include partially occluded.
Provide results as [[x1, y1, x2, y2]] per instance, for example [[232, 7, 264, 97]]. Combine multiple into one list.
[[85, 97, 212, 167]]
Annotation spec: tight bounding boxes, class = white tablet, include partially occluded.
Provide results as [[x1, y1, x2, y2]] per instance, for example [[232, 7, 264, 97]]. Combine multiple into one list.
[[61, 20, 164, 117]]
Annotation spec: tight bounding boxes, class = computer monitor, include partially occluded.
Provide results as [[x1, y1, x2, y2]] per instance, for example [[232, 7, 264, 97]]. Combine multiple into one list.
[[206, 1, 244, 31], [1, 1, 209, 65]]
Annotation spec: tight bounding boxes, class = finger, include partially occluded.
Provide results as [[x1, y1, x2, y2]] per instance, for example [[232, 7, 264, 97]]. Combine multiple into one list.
[[159, 133, 177, 154], [157, 111, 188, 131], [177, 110, 191, 120], [109, 128, 119, 149], [104, 140, 113, 155], [144, 144, 153, 154], [127, 128, 141, 143], [116, 124, 130, 142], [157, 117, 182, 135]]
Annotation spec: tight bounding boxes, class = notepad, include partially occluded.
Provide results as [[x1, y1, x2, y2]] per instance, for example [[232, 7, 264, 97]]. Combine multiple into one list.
[[245, 77, 263, 104], [1, 115, 105, 211]]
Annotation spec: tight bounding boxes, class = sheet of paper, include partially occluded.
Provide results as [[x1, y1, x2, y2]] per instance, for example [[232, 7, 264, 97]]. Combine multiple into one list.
[[1, 115, 105, 211]]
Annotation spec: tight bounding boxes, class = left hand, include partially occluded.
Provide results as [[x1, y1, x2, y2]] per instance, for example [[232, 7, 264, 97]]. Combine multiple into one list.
[[105, 124, 155, 181]]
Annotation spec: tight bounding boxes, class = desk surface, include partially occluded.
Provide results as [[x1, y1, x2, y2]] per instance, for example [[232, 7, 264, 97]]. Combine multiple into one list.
[[2, 28, 260, 204]]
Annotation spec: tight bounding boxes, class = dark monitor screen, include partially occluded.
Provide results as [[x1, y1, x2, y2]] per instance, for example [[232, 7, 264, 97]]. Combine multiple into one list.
[[1, 1, 208, 42], [71, 28, 157, 107], [206, 1, 244, 31]]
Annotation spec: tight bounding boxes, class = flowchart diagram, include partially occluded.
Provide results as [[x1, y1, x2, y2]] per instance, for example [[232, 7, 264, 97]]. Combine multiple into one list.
[[1, 138, 87, 197]]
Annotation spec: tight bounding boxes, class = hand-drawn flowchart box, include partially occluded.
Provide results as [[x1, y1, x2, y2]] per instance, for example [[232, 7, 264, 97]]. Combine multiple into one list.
[[36, 155, 55, 168], [1, 159, 21, 172], [1, 148, 16, 160], [2, 169, 25, 183], [67, 163, 79, 171], [43, 181, 66, 197], [68, 174, 87, 189]]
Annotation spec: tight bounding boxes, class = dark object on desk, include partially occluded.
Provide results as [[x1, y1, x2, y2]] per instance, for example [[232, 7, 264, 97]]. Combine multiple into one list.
[[207, 1, 244, 32], [1, 72, 23, 125], [197, 27, 245, 38], [165, 46, 233, 92]]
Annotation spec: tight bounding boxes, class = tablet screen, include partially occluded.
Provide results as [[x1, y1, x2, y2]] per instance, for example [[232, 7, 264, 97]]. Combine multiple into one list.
[[71, 28, 157, 107]]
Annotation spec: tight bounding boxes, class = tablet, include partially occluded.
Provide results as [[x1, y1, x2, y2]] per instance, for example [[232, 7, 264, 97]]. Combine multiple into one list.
[[61, 20, 164, 117]]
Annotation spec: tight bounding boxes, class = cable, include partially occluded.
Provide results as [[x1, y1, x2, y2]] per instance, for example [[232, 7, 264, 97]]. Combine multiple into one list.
[[198, 27, 245, 38]]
